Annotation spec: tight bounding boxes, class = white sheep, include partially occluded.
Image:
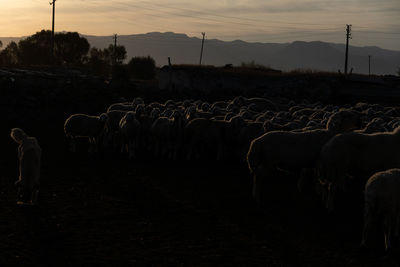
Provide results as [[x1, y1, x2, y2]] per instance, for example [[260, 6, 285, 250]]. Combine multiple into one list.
[[361, 169, 400, 251], [184, 116, 245, 161], [151, 111, 185, 160], [107, 102, 135, 112], [247, 109, 362, 203], [64, 113, 108, 152], [319, 126, 400, 210], [103, 110, 127, 150], [119, 111, 141, 159]]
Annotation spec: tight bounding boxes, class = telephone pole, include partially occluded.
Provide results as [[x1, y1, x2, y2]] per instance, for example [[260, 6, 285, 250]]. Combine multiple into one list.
[[50, 0, 56, 59], [344, 24, 352, 75], [113, 34, 117, 66], [368, 55, 371, 76], [199, 32, 205, 65]]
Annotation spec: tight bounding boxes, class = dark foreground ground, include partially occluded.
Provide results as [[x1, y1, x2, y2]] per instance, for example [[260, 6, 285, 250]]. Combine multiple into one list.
[[1, 146, 399, 267], [1, 69, 400, 266]]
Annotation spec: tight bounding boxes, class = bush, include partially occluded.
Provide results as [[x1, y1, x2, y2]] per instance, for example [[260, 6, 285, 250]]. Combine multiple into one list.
[[128, 56, 156, 80]]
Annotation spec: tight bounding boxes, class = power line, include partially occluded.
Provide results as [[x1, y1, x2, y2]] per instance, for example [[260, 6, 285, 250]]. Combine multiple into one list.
[[62, 0, 400, 39], [136, 0, 342, 27], [106, 0, 346, 31]]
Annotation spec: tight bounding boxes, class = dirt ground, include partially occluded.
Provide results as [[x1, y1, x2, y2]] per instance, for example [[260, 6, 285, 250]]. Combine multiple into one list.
[[1, 134, 399, 267]]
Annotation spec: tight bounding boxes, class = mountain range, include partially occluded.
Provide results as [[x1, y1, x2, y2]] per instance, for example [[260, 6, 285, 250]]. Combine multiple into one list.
[[1, 32, 399, 75]]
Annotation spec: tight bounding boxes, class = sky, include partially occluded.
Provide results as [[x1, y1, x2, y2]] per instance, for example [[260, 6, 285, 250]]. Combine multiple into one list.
[[0, 0, 399, 50]]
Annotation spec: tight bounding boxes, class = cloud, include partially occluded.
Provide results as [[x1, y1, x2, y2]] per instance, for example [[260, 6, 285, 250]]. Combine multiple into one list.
[[0, 0, 398, 50]]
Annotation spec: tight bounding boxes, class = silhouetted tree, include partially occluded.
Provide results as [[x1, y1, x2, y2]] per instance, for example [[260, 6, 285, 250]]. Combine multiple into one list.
[[0, 40, 2, 49], [0, 41, 19, 66], [86, 47, 111, 76], [108, 44, 127, 64], [18, 30, 53, 65], [128, 56, 156, 80], [85, 44, 127, 77], [54, 32, 90, 65], [16, 30, 90, 66]]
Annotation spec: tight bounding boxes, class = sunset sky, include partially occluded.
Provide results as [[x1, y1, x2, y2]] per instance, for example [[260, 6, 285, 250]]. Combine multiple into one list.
[[0, 0, 399, 50]]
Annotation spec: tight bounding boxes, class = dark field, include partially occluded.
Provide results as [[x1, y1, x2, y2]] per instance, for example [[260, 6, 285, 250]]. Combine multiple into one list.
[[1, 71, 400, 266], [1, 134, 398, 267]]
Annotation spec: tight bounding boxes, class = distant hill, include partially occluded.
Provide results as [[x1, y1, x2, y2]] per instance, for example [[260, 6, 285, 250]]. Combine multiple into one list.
[[1, 32, 399, 75]]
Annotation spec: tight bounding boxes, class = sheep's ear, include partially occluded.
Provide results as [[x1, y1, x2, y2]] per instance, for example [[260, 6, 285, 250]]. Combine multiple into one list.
[[327, 119, 337, 130]]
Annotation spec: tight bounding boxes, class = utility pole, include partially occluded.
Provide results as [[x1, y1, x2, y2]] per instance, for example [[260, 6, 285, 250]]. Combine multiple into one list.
[[50, 0, 56, 60], [368, 55, 371, 76], [113, 34, 117, 66], [344, 24, 352, 75], [199, 32, 205, 65]]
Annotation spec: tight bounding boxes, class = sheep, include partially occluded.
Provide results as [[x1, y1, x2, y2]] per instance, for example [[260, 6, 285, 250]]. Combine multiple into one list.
[[64, 113, 108, 153], [132, 97, 144, 106], [289, 105, 305, 114], [119, 111, 141, 159], [319, 126, 400, 210], [224, 112, 237, 121], [355, 117, 389, 134], [292, 108, 315, 118], [234, 121, 264, 162], [247, 109, 362, 203], [150, 108, 161, 120], [200, 102, 210, 112], [211, 101, 229, 110], [107, 102, 135, 112], [182, 99, 193, 108], [184, 116, 245, 161], [361, 169, 400, 251], [148, 102, 163, 110], [103, 110, 127, 150], [135, 106, 155, 156], [243, 97, 277, 112], [226, 103, 240, 113], [151, 111, 185, 160]]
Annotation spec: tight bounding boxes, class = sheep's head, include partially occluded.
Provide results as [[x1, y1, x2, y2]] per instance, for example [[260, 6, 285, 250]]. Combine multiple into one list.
[[132, 97, 144, 107], [182, 99, 192, 108], [172, 111, 185, 128], [150, 108, 160, 120], [232, 96, 245, 107], [185, 106, 196, 121], [135, 104, 145, 117], [99, 113, 109, 123], [263, 121, 272, 132], [125, 111, 135, 122], [326, 109, 362, 132], [164, 99, 174, 107], [224, 112, 235, 121], [201, 102, 210, 112]]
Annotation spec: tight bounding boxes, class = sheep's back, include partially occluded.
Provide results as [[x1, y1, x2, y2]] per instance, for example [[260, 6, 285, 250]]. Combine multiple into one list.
[[64, 114, 103, 137]]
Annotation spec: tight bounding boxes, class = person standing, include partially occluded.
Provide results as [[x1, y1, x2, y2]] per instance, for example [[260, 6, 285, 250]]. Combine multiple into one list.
[[10, 128, 42, 206]]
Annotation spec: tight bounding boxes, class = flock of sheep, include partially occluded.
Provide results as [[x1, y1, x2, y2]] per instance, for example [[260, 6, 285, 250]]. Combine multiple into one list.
[[64, 96, 400, 252]]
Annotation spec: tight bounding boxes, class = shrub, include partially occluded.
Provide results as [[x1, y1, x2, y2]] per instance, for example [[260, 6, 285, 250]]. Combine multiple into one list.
[[128, 56, 156, 80]]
